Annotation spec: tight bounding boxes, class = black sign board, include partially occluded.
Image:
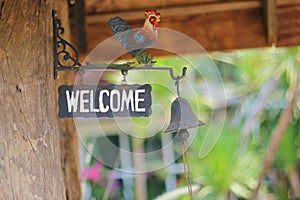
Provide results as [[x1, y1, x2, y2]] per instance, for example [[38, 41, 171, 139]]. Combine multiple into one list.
[[58, 84, 152, 118]]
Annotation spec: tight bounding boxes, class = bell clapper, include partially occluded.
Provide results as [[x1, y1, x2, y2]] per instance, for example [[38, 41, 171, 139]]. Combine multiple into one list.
[[178, 129, 189, 142]]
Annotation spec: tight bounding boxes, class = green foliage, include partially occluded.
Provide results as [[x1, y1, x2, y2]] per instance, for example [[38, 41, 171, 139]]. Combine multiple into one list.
[[275, 125, 300, 172], [188, 123, 261, 199], [176, 47, 300, 199], [96, 47, 300, 199]]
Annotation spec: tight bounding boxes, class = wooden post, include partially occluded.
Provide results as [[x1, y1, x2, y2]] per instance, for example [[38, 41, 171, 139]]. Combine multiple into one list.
[[132, 137, 148, 200], [263, 0, 278, 45], [0, 0, 66, 199], [70, 0, 87, 52], [54, 1, 82, 199]]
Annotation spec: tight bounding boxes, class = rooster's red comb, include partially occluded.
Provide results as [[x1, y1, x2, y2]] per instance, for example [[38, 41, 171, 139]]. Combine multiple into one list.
[[145, 9, 160, 17]]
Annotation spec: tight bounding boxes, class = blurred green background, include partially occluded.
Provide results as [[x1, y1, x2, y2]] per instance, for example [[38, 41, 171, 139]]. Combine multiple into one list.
[[81, 47, 300, 200]]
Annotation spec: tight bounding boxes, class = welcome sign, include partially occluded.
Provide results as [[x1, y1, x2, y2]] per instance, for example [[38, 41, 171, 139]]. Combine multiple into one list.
[[58, 84, 152, 118]]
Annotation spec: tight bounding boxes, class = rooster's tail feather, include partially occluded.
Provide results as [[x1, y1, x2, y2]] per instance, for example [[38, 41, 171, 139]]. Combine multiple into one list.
[[109, 17, 133, 47]]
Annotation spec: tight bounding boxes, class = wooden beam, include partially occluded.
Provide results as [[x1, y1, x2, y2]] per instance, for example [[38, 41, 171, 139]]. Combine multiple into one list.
[[84, 1, 262, 24], [277, 0, 300, 7], [263, 0, 278, 45], [85, 0, 234, 14], [74, 7, 267, 59], [277, 5, 300, 47]]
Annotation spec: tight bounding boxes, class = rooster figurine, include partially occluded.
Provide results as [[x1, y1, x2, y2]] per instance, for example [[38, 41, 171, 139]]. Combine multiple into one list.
[[109, 9, 161, 65]]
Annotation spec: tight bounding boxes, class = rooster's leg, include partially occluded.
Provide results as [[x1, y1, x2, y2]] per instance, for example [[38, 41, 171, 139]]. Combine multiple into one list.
[[130, 57, 143, 67]]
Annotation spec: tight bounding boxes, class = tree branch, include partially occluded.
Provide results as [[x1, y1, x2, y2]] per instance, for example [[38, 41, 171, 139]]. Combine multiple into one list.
[[250, 86, 298, 199], [288, 168, 300, 198]]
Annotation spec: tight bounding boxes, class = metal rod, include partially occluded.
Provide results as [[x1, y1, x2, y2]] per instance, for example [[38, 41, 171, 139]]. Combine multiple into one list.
[[175, 80, 181, 97], [69, 63, 187, 81], [52, 10, 59, 79]]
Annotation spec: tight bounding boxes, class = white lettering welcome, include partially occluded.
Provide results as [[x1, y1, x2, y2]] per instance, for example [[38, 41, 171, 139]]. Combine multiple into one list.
[[65, 89, 147, 113]]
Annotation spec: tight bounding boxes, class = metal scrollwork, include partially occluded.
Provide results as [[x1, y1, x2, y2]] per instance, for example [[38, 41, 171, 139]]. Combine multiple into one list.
[[52, 10, 81, 79]]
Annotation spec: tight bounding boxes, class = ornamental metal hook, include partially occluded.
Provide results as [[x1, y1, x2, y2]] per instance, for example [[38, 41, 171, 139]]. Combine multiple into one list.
[[170, 67, 187, 81], [174, 67, 187, 97], [52, 10, 81, 79]]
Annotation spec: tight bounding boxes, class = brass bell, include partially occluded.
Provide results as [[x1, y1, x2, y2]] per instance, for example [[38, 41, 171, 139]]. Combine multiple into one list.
[[165, 97, 205, 133]]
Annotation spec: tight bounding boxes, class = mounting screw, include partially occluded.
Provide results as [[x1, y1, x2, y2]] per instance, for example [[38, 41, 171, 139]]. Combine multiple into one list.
[[69, 0, 76, 5]]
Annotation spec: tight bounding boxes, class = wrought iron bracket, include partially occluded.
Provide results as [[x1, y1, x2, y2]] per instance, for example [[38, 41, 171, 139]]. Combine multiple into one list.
[[52, 10, 187, 81], [53, 10, 81, 79]]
